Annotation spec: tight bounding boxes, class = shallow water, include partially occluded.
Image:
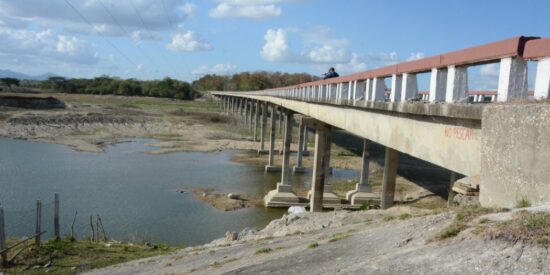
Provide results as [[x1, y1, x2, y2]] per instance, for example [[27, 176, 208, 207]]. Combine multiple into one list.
[[0, 138, 358, 245]]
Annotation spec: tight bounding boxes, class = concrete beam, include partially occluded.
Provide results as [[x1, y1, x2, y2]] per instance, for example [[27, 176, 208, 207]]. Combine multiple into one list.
[[390, 74, 402, 102], [310, 122, 332, 212], [429, 67, 447, 102], [445, 65, 468, 103], [497, 56, 528, 102], [400, 73, 418, 101], [534, 57, 550, 100], [381, 147, 399, 209]]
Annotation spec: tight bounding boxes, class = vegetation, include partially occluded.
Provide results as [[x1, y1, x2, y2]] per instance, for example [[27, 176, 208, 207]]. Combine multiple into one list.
[[192, 71, 319, 92], [484, 211, 550, 246], [0, 238, 177, 274], [0, 77, 20, 87], [328, 232, 352, 243], [254, 248, 273, 255], [436, 206, 505, 240], [516, 197, 532, 208], [308, 242, 319, 249]]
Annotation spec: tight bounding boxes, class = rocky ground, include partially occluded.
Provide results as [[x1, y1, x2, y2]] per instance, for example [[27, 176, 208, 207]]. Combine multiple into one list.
[[86, 205, 550, 275]]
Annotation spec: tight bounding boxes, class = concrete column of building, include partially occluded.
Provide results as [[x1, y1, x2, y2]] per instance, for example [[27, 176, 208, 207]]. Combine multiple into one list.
[[429, 68, 448, 102], [346, 140, 378, 205], [381, 147, 399, 209], [534, 58, 550, 100], [293, 117, 306, 173], [497, 56, 528, 102], [372, 77, 386, 101], [445, 65, 469, 103], [310, 122, 332, 212], [254, 101, 260, 141], [258, 102, 268, 154], [400, 73, 418, 101], [390, 74, 403, 102], [265, 105, 280, 172]]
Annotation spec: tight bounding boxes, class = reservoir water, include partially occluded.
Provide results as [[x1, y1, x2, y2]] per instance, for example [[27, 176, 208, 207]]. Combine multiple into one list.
[[0, 138, 358, 245]]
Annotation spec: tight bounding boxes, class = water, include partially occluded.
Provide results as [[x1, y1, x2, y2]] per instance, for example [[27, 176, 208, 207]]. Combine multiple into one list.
[[0, 138, 358, 245]]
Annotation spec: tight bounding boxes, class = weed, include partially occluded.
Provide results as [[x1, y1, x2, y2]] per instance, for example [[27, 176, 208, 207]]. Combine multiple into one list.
[[254, 248, 272, 255], [308, 242, 319, 249], [383, 216, 395, 222], [329, 233, 351, 243], [398, 213, 412, 220], [483, 211, 550, 247], [516, 198, 531, 208]]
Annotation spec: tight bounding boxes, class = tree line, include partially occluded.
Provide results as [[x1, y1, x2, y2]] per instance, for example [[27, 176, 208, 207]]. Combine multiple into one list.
[[1, 71, 319, 100]]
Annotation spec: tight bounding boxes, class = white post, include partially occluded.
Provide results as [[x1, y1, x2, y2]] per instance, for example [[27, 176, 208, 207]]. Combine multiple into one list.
[[400, 73, 418, 101], [352, 80, 358, 101], [365, 78, 372, 101], [347, 81, 352, 101], [429, 68, 447, 102], [390, 74, 402, 102], [534, 58, 550, 100], [445, 65, 469, 103], [372, 77, 386, 101], [497, 56, 528, 102]]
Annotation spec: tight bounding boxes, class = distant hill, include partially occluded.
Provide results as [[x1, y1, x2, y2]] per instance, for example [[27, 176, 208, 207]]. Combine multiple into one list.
[[0, 69, 61, 81]]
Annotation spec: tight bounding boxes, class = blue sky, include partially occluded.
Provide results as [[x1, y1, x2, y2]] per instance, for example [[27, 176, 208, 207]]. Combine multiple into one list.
[[0, 0, 549, 86]]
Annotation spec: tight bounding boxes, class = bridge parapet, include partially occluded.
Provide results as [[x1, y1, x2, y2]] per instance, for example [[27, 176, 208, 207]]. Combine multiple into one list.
[[248, 36, 550, 104]]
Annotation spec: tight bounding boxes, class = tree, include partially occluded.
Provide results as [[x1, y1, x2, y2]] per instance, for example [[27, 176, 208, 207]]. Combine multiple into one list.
[[0, 77, 20, 87]]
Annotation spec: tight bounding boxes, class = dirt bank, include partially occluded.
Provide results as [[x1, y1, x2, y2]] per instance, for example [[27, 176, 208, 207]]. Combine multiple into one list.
[[179, 188, 264, 211]]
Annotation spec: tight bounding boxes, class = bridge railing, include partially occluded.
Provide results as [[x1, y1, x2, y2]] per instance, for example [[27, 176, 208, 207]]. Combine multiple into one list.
[[249, 36, 550, 105]]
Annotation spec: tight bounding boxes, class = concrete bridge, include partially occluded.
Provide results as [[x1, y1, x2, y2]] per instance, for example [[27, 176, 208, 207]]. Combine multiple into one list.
[[211, 36, 550, 210]]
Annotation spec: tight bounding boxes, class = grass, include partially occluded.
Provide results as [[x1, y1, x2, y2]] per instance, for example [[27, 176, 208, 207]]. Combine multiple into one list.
[[0, 238, 178, 274], [328, 233, 352, 243], [209, 258, 238, 268], [484, 211, 550, 246], [398, 213, 413, 220], [383, 216, 395, 222], [254, 248, 272, 255], [516, 197, 532, 208], [308, 242, 319, 249], [436, 206, 505, 240]]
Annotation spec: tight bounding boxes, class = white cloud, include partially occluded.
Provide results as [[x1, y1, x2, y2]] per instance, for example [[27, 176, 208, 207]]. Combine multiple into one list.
[[0, 27, 99, 64], [131, 30, 162, 43], [192, 63, 237, 75], [407, 52, 425, 61], [209, 0, 302, 19], [307, 45, 350, 63], [334, 53, 367, 74], [167, 31, 213, 52], [261, 28, 290, 62], [479, 63, 499, 77]]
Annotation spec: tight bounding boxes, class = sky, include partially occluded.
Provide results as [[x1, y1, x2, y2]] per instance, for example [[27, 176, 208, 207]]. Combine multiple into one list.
[[0, 0, 549, 88]]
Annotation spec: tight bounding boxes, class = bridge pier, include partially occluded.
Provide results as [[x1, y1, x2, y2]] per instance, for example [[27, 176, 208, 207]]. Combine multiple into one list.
[[265, 105, 280, 172], [264, 110, 299, 207], [302, 126, 310, 156], [293, 116, 306, 173], [249, 100, 254, 132], [346, 140, 378, 205], [258, 102, 268, 154], [381, 147, 399, 209], [309, 121, 339, 212], [254, 101, 259, 141]]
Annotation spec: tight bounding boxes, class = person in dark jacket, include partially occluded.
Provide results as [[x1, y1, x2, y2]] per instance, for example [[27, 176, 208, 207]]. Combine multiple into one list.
[[323, 67, 339, 80]]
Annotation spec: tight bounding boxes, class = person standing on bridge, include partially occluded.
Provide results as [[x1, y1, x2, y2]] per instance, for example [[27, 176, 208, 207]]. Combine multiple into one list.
[[323, 67, 339, 80]]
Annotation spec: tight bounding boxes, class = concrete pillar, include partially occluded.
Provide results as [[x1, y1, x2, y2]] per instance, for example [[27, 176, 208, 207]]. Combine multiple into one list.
[[445, 65, 468, 103], [400, 73, 418, 101], [280, 111, 293, 184], [249, 101, 254, 131], [254, 101, 260, 141], [372, 77, 386, 101], [310, 122, 332, 212], [390, 74, 403, 102], [447, 172, 457, 206], [278, 109, 283, 135], [381, 147, 399, 209], [365, 79, 372, 101], [293, 117, 306, 173], [534, 58, 550, 100], [303, 126, 309, 152], [258, 102, 268, 153], [429, 67, 447, 102], [265, 105, 280, 172], [346, 140, 377, 205], [244, 100, 249, 128], [497, 56, 528, 102]]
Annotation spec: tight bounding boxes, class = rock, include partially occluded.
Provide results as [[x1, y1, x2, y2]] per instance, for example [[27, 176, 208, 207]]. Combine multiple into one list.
[[226, 231, 238, 241], [43, 261, 52, 268], [288, 206, 306, 214], [227, 193, 240, 200]]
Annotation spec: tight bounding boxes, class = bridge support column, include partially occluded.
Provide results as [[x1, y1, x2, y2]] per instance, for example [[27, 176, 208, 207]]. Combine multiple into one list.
[[302, 126, 310, 156], [265, 105, 280, 172], [429, 68, 447, 102], [293, 116, 306, 173], [372, 77, 386, 101], [258, 102, 268, 154], [381, 147, 399, 209], [445, 65, 468, 103], [401, 73, 418, 101], [244, 100, 249, 128], [264, 110, 299, 207], [346, 140, 378, 205], [309, 121, 339, 212], [390, 74, 402, 102], [497, 56, 528, 101], [254, 101, 260, 141], [249, 100, 254, 132], [534, 58, 550, 100]]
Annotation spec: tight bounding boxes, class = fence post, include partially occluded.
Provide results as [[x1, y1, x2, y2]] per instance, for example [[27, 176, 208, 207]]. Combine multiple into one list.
[[35, 200, 42, 247], [54, 193, 60, 239], [0, 207, 7, 266]]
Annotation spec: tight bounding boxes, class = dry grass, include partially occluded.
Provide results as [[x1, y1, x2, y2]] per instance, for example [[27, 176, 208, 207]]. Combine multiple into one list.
[[436, 206, 506, 240], [484, 211, 550, 246]]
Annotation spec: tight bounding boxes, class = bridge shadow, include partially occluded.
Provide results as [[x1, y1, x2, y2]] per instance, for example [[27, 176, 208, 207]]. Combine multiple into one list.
[[330, 129, 458, 199]]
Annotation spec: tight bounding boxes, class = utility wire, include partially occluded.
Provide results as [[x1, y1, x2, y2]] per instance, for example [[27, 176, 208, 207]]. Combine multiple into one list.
[[63, 0, 138, 67], [97, 0, 161, 72]]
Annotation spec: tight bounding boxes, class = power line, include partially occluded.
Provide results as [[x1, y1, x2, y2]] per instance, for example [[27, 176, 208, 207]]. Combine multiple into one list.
[[97, 0, 161, 72], [63, 0, 138, 67]]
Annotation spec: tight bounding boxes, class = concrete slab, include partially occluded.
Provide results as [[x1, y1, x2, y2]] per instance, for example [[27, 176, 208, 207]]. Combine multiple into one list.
[[350, 192, 380, 206], [264, 183, 300, 207], [265, 165, 281, 172], [292, 166, 306, 174]]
